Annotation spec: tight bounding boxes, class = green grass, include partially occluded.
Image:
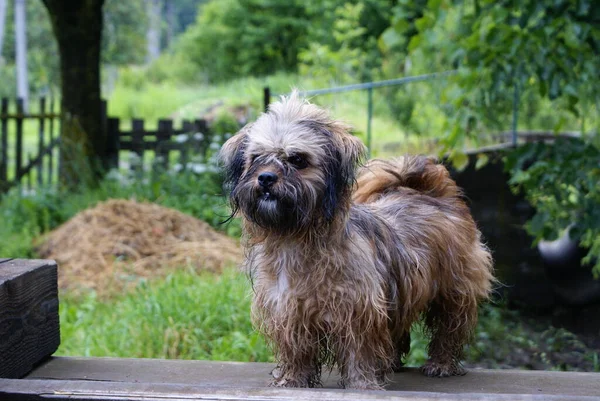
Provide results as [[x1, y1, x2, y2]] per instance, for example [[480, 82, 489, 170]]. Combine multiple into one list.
[[57, 268, 272, 362]]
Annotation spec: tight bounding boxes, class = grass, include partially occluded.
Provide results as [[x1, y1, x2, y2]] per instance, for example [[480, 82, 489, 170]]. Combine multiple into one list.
[[58, 267, 272, 362]]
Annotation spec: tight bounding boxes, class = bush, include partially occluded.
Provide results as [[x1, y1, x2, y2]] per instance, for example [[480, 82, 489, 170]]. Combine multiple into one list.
[[504, 137, 600, 277]]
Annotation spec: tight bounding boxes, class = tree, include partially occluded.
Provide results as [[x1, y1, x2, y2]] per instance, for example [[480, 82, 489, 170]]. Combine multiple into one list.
[[41, 0, 106, 188], [382, 0, 600, 275], [178, 0, 310, 82]]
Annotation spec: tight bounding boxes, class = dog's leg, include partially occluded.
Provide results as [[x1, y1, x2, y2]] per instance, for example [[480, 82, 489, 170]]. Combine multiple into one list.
[[421, 297, 476, 377], [270, 333, 321, 388], [335, 330, 392, 390]]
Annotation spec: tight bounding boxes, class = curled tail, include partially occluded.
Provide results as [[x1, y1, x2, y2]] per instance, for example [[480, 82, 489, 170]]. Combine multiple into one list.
[[353, 156, 462, 204]]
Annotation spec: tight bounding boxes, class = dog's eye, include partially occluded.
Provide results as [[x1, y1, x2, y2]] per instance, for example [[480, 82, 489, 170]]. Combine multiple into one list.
[[288, 154, 308, 169]]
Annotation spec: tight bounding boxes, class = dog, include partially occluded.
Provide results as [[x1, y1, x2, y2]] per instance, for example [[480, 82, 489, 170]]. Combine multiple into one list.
[[219, 92, 494, 390]]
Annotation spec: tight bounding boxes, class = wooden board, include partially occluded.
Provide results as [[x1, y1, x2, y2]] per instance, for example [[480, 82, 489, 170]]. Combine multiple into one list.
[[22, 357, 600, 397], [0, 259, 60, 378], [0, 357, 594, 401]]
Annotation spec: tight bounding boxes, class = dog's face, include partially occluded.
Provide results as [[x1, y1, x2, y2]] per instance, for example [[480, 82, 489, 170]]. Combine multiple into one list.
[[220, 93, 365, 233]]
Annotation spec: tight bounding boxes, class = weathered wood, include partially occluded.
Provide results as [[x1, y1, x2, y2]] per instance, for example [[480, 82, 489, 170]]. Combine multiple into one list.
[[0, 259, 60, 379], [4, 378, 598, 401], [9, 357, 598, 400]]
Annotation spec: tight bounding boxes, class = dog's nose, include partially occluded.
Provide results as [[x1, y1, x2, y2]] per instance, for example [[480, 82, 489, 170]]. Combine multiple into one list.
[[258, 172, 278, 188]]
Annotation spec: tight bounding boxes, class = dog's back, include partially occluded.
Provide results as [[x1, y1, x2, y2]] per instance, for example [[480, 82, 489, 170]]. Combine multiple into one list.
[[353, 156, 461, 204]]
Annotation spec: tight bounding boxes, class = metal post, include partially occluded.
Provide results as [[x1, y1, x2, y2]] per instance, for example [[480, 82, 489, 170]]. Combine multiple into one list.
[[263, 87, 271, 113], [511, 74, 520, 147], [367, 87, 373, 158]]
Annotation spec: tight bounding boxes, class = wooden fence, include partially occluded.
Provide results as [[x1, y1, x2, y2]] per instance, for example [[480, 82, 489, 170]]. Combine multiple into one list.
[[0, 97, 221, 194], [0, 97, 60, 193], [107, 116, 215, 175]]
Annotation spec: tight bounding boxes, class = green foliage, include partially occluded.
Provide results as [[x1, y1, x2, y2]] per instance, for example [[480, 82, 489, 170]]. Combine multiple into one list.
[[176, 0, 309, 82], [102, 0, 148, 65], [381, 0, 599, 166], [504, 137, 600, 277], [299, 2, 377, 84], [58, 268, 273, 361]]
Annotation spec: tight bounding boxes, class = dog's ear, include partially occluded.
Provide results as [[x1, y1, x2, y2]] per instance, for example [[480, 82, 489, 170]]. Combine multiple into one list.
[[334, 130, 367, 170], [219, 123, 251, 191], [321, 126, 366, 222]]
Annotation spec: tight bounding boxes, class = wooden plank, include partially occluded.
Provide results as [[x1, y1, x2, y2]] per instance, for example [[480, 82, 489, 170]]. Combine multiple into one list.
[[0, 258, 13, 264], [3, 378, 598, 401], [21, 357, 600, 398], [0, 259, 60, 379]]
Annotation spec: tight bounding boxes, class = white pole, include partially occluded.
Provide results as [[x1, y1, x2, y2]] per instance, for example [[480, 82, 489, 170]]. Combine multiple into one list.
[[0, 0, 7, 63], [14, 0, 28, 111], [146, 0, 161, 64]]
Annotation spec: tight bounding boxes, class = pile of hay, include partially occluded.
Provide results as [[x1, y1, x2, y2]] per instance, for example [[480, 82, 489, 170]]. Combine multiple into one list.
[[37, 199, 242, 297]]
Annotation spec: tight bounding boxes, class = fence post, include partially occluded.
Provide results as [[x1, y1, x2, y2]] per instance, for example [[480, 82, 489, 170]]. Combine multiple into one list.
[[15, 98, 24, 183], [511, 84, 519, 147], [366, 87, 373, 159], [106, 117, 120, 172], [194, 119, 209, 157], [48, 97, 56, 186], [131, 119, 144, 175], [263, 87, 271, 113], [0, 98, 8, 188], [37, 97, 46, 187], [156, 119, 172, 171], [180, 120, 193, 169], [103, 101, 119, 171]]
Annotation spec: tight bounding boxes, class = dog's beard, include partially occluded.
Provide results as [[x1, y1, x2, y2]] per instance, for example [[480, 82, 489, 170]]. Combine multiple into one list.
[[232, 176, 319, 234]]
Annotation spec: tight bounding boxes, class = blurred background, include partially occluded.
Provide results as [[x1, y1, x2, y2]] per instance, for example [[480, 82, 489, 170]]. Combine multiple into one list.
[[0, 0, 598, 372]]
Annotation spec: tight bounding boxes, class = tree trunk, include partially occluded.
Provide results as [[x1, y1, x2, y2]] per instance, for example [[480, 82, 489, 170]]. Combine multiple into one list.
[[41, 0, 105, 189]]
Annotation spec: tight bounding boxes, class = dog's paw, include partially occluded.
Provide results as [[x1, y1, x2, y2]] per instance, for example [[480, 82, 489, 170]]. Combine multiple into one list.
[[420, 360, 467, 377], [270, 376, 317, 388]]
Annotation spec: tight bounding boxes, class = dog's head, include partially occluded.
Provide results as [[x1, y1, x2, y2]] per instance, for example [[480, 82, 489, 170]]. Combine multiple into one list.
[[219, 91, 366, 234]]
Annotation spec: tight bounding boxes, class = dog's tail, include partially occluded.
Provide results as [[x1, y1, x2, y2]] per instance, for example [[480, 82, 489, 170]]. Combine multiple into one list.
[[353, 156, 461, 203]]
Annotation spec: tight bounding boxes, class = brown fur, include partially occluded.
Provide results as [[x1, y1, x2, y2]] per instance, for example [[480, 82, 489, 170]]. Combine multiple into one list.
[[219, 92, 495, 390]]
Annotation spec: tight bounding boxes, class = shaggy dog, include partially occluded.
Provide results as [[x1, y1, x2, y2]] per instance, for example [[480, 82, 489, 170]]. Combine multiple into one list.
[[219, 92, 494, 390]]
